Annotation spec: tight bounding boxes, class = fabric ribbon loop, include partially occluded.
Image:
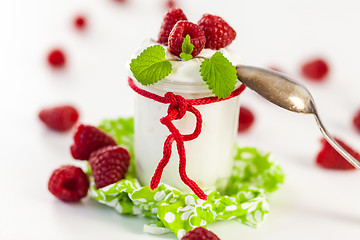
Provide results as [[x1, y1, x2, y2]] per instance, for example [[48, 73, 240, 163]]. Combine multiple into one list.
[[128, 77, 246, 200]]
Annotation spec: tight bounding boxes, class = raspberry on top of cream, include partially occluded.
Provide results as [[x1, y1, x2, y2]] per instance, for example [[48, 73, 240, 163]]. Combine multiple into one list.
[[130, 8, 239, 99]]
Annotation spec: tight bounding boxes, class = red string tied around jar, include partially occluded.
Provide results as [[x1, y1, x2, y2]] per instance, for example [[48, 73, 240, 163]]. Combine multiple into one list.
[[128, 77, 246, 200]]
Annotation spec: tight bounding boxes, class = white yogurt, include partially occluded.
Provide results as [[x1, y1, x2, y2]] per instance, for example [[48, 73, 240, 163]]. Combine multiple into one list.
[[130, 40, 242, 193]]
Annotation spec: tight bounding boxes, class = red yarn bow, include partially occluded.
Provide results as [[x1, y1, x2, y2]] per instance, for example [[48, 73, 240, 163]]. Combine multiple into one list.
[[128, 77, 246, 200], [155, 92, 206, 199]]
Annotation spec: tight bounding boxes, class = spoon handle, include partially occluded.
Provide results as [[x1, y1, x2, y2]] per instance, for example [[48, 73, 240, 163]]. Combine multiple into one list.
[[314, 114, 360, 170]]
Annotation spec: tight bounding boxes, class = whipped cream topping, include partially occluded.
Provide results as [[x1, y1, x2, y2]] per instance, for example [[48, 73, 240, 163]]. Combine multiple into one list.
[[129, 39, 242, 84]]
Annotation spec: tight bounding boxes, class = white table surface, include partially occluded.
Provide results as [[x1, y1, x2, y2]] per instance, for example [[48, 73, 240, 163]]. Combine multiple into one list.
[[1, 0, 360, 239]]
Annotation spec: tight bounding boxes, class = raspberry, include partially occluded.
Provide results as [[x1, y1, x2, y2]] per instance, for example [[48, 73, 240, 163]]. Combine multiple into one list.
[[89, 145, 130, 189], [168, 20, 206, 57], [71, 124, 117, 160], [301, 58, 329, 81], [167, 0, 176, 8], [353, 108, 360, 133], [47, 49, 66, 68], [39, 105, 79, 132], [182, 227, 220, 240], [48, 165, 89, 202], [238, 106, 255, 132], [158, 8, 187, 45], [316, 138, 360, 170], [74, 15, 86, 30], [198, 14, 236, 50]]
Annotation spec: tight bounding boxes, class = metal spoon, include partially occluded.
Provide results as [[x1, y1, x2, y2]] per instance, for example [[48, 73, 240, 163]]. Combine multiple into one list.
[[236, 65, 360, 170]]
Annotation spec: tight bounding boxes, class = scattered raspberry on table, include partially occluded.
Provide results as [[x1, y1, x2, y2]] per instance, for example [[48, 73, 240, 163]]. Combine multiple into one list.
[[181, 227, 220, 240], [39, 105, 79, 132], [198, 14, 236, 50], [168, 20, 206, 57], [74, 15, 86, 30], [113, 0, 127, 3], [48, 165, 89, 202], [353, 109, 360, 133], [71, 124, 117, 160], [89, 145, 130, 189], [158, 8, 187, 45], [301, 58, 329, 81], [316, 137, 360, 170], [167, 0, 176, 9], [238, 106, 255, 132], [47, 49, 66, 68]]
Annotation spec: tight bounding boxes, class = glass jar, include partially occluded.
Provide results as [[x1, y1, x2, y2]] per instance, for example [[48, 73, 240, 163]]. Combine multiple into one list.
[[133, 78, 241, 193]]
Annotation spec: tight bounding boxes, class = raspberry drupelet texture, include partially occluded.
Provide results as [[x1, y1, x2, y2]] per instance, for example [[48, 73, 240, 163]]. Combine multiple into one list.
[[158, 8, 187, 45], [168, 20, 206, 57], [89, 145, 130, 189], [71, 124, 117, 160], [198, 14, 236, 50], [354, 109, 360, 133], [316, 137, 360, 170], [238, 106, 255, 132], [39, 105, 79, 132], [47, 49, 66, 68], [181, 227, 221, 240], [301, 58, 329, 81], [48, 165, 89, 202]]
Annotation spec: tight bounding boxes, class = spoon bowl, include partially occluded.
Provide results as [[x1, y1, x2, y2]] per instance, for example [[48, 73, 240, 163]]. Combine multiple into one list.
[[236, 65, 360, 170]]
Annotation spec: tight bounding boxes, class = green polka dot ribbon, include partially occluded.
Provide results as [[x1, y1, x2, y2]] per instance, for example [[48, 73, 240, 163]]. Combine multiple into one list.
[[89, 118, 285, 239]]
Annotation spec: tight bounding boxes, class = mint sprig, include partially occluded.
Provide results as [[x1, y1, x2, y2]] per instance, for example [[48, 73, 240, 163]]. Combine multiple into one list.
[[179, 34, 193, 61], [130, 44, 238, 99], [200, 51, 238, 99], [130, 45, 172, 85]]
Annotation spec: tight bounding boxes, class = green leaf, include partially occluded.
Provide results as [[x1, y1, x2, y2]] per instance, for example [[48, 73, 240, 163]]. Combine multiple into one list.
[[180, 53, 193, 61], [200, 51, 238, 99], [130, 45, 172, 85], [180, 34, 193, 61]]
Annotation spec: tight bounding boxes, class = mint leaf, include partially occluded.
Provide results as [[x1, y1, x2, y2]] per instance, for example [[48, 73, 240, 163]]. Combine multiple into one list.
[[180, 34, 193, 61], [200, 51, 237, 99], [130, 45, 172, 85], [180, 53, 193, 61]]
